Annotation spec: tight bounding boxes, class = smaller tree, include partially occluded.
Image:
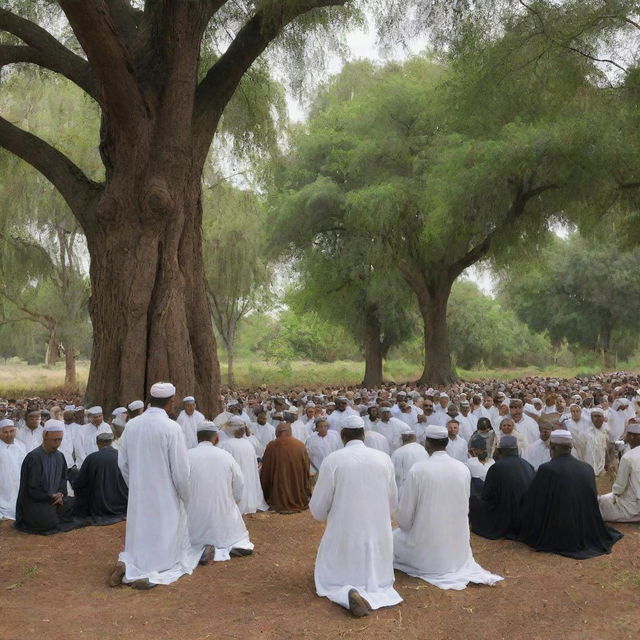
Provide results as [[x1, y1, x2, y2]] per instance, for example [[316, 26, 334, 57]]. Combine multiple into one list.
[[203, 182, 272, 387]]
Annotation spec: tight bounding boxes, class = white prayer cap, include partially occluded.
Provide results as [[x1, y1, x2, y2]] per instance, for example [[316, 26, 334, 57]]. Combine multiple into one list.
[[379, 406, 392, 413], [336, 396, 348, 402], [227, 416, 245, 428], [150, 382, 176, 398], [97, 432, 114, 442], [183, 396, 195, 404], [425, 424, 448, 439], [590, 408, 605, 417], [43, 419, 65, 433], [197, 421, 218, 433], [342, 415, 365, 430], [326, 401, 336, 407], [87, 406, 103, 416], [550, 429, 573, 444], [63, 404, 76, 411], [112, 407, 127, 416], [227, 399, 239, 407], [128, 400, 144, 411], [440, 392, 449, 399], [400, 424, 414, 435], [0, 418, 14, 428], [532, 398, 543, 405], [305, 402, 316, 408], [627, 423, 640, 435]]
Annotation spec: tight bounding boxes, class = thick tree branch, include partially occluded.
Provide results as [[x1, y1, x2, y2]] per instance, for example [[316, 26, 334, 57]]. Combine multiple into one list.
[[0, 9, 98, 99], [58, 0, 147, 130], [0, 115, 102, 227], [193, 0, 347, 159]]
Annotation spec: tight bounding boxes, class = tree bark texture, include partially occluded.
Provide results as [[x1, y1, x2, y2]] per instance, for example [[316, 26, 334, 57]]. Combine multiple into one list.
[[45, 327, 58, 367], [362, 310, 384, 387], [63, 340, 77, 388]]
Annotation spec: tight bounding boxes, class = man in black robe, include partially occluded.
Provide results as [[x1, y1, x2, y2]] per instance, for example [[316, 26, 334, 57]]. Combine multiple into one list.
[[469, 435, 535, 539], [14, 421, 86, 535], [519, 429, 623, 559], [72, 432, 128, 525]]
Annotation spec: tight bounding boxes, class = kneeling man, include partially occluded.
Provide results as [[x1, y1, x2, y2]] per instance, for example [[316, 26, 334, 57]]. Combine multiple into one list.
[[393, 425, 502, 590]]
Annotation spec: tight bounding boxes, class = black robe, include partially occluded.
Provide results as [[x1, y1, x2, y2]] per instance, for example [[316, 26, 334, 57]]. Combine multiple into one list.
[[72, 446, 128, 525], [14, 446, 85, 535], [469, 452, 535, 539], [519, 453, 623, 559]]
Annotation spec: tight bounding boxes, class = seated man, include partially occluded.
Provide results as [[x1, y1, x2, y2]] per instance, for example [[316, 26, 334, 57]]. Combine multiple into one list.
[[260, 423, 312, 514], [0, 419, 26, 520], [391, 426, 428, 496], [394, 425, 502, 590], [469, 435, 535, 540], [187, 422, 253, 563], [14, 420, 85, 535], [305, 418, 342, 476], [523, 419, 554, 471], [519, 429, 623, 558], [599, 422, 640, 522], [72, 432, 128, 525]]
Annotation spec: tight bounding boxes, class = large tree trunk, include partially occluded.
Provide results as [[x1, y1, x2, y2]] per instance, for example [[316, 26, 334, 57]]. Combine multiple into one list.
[[224, 323, 236, 389], [63, 340, 77, 388], [362, 311, 384, 387], [416, 281, 458, 386], [84, 168, 221, 417], [45, 326, 58, 367]]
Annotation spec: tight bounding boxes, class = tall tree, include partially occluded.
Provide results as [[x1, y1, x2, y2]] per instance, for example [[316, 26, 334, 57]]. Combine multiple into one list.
[[203, 182, 271, 387], [0, 0, 397, 412]]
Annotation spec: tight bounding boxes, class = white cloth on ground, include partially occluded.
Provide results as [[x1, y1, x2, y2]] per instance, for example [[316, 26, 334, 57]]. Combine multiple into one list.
[[599, 445, 640, 522]]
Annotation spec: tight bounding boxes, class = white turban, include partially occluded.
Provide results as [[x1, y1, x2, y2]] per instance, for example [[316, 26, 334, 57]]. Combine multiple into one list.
[[128, 400, 144, 411], [150, 382, 176, 398], [0, 418, 14, 429], [43, 419, 65, 433], [425, 424, 448, 439], [342, 415, 364, 430], [197, 421, 219, 433], [550, 429, 573, 444], [87, 406, 103, 416]]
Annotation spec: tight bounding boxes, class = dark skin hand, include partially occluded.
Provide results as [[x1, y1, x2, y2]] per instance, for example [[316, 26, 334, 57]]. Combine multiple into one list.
[[51, 492, 64, 505]]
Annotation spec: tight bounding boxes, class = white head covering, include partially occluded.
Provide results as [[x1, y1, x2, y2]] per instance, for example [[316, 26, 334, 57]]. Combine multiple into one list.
[[150, 382, 176, 398], [112, 407, 127, 416], [227, 416, 246, 428], [63, 405, 76, 411], [183, 396, 195, 404], [627, 423, 640, 435], [0, 418, 14, 429], [128, 400, 144, 411], [550, 429, 573, 444], [43, 419, 65, 433], [425, 424, 448, 439], [379, 406, 392, 414], [342, 415, 365, 430], [197, 421, 219, 433], [87, 406, 103, 416]]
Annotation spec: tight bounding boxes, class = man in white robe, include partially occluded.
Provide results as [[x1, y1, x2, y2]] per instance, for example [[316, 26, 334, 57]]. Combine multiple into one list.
[[15, 409, 43, 452], [573, 408, 609, 475], [305, 418, 342, 474], [393, 424, 503, 590], [509, 399, 539, 445], [599, 422, 640, 522], [310, 415, 402, 617], [364, 428, 390, 454], [251, 410, 276, 458], [109, 383, 203, 589], [219, 417, 269, 514], [391, 428, 428, 496], [523, 421, 553, 471], [0, 419, 26, 520], [76, 407, 112, 467], [289, 411, 311, 443], [326, 397, 357, 432], [187, 421, 253, 562], [372, 407, 405, 453], [177, 396, 205, 449], [445, 419, 468, 463]]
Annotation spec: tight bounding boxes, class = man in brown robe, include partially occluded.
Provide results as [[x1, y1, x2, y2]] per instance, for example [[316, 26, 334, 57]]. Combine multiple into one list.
[[260, 423, 312, 514]]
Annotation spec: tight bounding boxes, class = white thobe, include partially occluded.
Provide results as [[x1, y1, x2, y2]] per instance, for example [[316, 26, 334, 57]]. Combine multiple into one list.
[[455, 415, 474, 442], [522, 439, 551, 471], [607, 410, 628, 442], [391, 442, 428, 495], [305, 431, 342, 473], [599, 445, 640, 522], [393, 451, 503, 590], [118, 407, 203, 585], [446, 436, 468, 463], [466, 456, 494, 481], [187, 442, 253, 561], [15, 425, 43, 452], [250, 422, 276, 457], [76, 422, 113, 467], [0, 440, 26, 519], [364, 430, 390, 454], [514, 416, 539, 445], [327, 408, 357, 432], [177, 409, 205, 449], [310, 440, 402, 610], [573, 425, 609, 475], [291, 419, 311, 443], [498, 428, 529, 453], [218, 437, 268, 514], [373, 418, 405, 452], [58, 424, 75, 468]]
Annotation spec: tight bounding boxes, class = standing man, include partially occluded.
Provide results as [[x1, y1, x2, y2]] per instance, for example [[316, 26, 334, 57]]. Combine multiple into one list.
[[109, 382, 203, 589], [76, 407, 112, 467], [573, 408, 609, 476], [523, 420, 554, 471], [393, 425, 502, 590], [599, 422, 640, 522], [0, 419, 26, 520], [177, 396, 205, 449], [15, 409, 43, 452], [187, 421, 253, 563], [509, 399, 539, 446], [391, 426, 428, 496], [373, 407, 405, 453], [127, 400, 145, 419], [445, 419, 468, 463], [305, 417, 342, 475], [260, 423, 312, 514], [309, 415, 402, 618]]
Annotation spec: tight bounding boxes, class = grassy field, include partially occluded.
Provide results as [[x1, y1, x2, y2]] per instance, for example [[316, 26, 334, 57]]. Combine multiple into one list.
[[0, 357, 621, 397]]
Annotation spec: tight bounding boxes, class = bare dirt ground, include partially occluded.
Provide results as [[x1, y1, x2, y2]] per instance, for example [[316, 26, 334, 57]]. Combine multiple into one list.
[[1, 490, 639, 640]]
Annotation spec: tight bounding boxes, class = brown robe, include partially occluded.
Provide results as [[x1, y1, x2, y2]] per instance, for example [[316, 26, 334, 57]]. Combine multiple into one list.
[[260, 436, 311, 513]]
